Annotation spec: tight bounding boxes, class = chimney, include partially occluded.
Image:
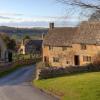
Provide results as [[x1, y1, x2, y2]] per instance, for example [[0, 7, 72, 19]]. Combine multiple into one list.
[[49, 22, 54, 29]]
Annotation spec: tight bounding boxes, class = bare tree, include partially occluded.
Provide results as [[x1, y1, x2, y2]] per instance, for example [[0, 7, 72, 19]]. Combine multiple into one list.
[[56, 0, 100, 20], [56, 0, 100, 10], [89, 10, 100, 21]]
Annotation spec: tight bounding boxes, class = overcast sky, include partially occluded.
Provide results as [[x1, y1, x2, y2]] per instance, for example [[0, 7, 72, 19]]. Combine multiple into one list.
[[0, 0, 90, 27]]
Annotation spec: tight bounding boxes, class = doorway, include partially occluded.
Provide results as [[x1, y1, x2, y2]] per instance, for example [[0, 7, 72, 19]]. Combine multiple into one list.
[[8, 51, 13, 62], [74, 55, 80, 66], [44, 56, 49, 63]]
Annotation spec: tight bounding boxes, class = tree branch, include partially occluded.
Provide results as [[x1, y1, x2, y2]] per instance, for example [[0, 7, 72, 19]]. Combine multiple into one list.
[[56, 0, 100, 10]]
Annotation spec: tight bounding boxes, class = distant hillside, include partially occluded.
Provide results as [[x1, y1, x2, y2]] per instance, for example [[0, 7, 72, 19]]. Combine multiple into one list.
[[0, 26, 48, 41], [0, 26, 48, 36]]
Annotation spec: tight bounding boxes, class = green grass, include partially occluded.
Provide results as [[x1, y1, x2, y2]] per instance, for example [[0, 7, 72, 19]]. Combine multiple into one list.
[[34, 72, 100, 100], [13, 54, 32, 61]]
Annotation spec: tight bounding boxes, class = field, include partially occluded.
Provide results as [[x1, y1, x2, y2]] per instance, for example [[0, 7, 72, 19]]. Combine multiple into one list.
[[34, 72, 100, 100]]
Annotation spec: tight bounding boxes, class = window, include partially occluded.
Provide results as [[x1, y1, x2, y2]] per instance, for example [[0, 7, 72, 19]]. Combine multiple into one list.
[[62, 47, 67, 51], [53, 57, 59, 62], [81, 44, 87, 50], [49, 46, 53, 50], [83, 56, 91, 62], [66, 61, 70, 64]]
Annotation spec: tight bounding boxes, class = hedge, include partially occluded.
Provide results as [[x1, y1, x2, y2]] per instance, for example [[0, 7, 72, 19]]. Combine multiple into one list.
[[36, 64, 100, 79]]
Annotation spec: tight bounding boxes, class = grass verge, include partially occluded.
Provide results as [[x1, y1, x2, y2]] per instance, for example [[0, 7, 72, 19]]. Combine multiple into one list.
[[0, 66, 20, 78], [34, 72, 100, 100], [0, 58, 41, 78]]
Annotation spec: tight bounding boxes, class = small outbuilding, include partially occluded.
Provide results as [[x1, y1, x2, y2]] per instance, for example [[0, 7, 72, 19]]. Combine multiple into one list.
[[19, 39, 43, 56]]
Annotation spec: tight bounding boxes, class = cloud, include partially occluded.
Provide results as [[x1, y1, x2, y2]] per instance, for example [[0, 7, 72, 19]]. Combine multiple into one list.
[[0, 20, 79, 28], [0, 12, 23, 16], [7, 16, 82, 23], [0, 12, 24, 21], [0, 15, 85, 23], [0, 13, 84, 27], [0, 11, 86, 22], [0, 16, 12, 19]]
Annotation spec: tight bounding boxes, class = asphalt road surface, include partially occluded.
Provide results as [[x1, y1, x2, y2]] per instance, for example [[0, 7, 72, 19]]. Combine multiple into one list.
[[0, 66, 58, 100]]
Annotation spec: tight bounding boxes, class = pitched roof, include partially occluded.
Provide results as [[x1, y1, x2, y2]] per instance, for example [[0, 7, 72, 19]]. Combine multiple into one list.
[[44, 27, 77, 46], [24, 39, 43, 47], [44, 21, 100, 46], [73, 21, 100, 45]]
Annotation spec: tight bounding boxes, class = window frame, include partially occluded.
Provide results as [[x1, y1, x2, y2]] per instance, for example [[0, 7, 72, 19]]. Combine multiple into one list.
[[83, 56, 92, 62]]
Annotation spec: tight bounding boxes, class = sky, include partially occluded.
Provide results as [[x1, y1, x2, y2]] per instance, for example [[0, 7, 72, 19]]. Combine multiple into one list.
[[0, 0, 91, 27]]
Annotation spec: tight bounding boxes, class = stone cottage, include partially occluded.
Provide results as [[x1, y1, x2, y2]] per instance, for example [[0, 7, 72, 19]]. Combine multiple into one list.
[[43, 21, 100, 67]]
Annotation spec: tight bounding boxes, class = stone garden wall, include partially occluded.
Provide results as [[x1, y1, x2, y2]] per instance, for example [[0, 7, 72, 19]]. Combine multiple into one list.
[[36, 64, 100, 80]]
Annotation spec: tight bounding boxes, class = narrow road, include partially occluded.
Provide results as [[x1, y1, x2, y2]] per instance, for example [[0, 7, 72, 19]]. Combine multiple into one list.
[[0, 66, 58, 100]]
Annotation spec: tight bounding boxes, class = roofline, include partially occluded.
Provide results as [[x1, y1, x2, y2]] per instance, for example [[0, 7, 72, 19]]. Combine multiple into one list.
[[44, 42, 100, 46]]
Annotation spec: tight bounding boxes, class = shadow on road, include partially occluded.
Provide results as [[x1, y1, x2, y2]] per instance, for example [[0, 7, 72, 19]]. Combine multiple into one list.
[[0, 65, 36, 86], [0, 65, 59, 100]]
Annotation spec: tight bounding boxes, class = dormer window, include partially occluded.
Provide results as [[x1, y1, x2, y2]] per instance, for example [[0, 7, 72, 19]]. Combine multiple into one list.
[[81, 44, 87, 50]]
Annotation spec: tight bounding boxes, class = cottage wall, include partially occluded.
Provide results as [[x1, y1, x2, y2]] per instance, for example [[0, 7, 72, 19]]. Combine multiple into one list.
[[72, 44, 100, 65], [43, 44, 100, 67], [43, 45, 75, 67]]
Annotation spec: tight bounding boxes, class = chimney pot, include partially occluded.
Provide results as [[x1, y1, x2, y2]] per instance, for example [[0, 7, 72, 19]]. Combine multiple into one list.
[[49, 22, 54, 29]]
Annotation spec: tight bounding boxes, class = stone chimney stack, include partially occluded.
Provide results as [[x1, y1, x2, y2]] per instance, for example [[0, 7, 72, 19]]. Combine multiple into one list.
[[49, 22, 54, 29]]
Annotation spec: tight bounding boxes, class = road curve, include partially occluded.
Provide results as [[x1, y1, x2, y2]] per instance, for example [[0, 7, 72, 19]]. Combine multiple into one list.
[[0, 66, 58, 100]]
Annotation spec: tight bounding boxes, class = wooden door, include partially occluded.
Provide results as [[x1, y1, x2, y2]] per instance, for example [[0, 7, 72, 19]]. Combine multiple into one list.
[[74, 55, 80, 66]]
